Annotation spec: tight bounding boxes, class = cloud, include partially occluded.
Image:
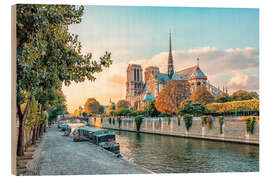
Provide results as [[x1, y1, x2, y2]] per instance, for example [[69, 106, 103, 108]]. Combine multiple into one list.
[[227, 73, 259, 92], [227, 73, 249, 87]]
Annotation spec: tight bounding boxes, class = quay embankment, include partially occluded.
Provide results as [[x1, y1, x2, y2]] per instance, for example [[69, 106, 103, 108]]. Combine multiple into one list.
[[91, 116, 259, 145], [23, 126, 152, 175]]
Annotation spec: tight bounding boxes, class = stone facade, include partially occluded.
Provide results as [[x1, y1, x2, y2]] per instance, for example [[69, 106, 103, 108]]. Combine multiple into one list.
[[126, 64, 144, 107]]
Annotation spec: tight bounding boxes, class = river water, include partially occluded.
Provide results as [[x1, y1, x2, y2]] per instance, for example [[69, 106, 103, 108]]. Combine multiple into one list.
[[114, 130, 259, 173]]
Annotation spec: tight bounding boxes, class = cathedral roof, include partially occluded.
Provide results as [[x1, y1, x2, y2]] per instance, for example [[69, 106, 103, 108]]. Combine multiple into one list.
[[175, 65, 207, 79], [176, 65, 198, 75], [154, 66, 207, 83], [143, 93, 156, 102], [171, 74, 190, 80], [157, 73, 170, 83]]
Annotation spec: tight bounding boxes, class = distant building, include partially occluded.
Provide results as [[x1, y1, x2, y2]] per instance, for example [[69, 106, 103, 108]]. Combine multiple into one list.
[[104, 98, 115, 114], [126, 32, 225, 110]]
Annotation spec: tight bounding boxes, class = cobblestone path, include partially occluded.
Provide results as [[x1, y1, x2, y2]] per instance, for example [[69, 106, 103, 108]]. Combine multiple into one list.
[[25, 126, 151, 175]]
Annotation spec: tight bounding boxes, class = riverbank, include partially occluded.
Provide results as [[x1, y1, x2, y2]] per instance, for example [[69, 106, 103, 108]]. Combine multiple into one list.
[[92, 117, 259, 145], [23, 126, 152, 175]]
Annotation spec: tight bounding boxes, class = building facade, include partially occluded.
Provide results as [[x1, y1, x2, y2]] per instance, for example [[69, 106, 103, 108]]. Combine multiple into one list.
[[126, 33, 225, 109]]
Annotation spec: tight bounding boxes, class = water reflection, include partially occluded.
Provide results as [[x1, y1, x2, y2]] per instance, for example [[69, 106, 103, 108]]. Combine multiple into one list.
[[115, 131, 259, 173]]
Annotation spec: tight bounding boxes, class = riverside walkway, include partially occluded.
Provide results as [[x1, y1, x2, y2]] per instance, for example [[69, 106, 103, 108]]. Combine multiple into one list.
[[24, 126, 151, 175]]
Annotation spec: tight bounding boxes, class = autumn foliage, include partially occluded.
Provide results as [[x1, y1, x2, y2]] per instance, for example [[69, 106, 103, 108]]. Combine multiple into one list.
[[231, 90, 259, 100], [191, 86, 214, 104], [155, 80, 191, 115], [116, 100, 130, 110], [84, 98, 101, 115], [206, 99, 259, 113]]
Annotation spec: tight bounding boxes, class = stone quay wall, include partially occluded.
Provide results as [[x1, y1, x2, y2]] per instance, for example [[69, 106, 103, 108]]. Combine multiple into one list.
[[89, 116, 259, 145]]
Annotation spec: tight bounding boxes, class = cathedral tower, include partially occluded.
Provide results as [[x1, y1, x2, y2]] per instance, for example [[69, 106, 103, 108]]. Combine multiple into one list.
[[126, 64, 144, 104], [168, 31, 174, 79]]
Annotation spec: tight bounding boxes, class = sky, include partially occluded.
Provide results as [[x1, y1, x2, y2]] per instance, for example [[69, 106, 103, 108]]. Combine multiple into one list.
[[62, 6, 259, 113]]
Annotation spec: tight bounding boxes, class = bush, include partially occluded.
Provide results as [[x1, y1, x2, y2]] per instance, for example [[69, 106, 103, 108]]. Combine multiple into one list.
[[168, 117, 171, 125], [183, 114, 193, 131], [200, 115, 208, 127], [114, 108, 132, 117], [135, 115, 144, 132], [218, 116, 224, 134], [207, 116, 213, 129], [206, 99, 259, 114], [179, 100, 207, 116], [244, 116, 256, 134], [200, 115, 212, 129], [117, 117, 122, 128], [144, 100, 159, 117], [177, 117, 181, 126], [108, 117, 111, 124]]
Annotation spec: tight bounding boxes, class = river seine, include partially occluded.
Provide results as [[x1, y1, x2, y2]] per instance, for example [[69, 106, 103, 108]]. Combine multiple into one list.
[[115, 130, 259, 173]]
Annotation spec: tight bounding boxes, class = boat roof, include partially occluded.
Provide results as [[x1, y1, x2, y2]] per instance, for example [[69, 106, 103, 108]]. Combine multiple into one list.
[[78, 126, 105, 132], [95, 132, 115, 137]]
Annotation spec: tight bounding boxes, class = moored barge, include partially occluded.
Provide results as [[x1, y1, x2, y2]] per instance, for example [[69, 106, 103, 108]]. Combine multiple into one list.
[[72, 126, 120, 154]]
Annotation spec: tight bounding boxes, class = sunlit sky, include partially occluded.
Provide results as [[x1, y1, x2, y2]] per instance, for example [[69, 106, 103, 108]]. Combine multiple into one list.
[[62, 6, 259, 113]]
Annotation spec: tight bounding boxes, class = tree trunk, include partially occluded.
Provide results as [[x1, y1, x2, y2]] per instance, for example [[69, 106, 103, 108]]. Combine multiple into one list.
[[31, 127, 36, 145], [39, 124, 42, 137], [17, 95, 32, 156], [17, 113, 25, 156], [36, 124, 40, 139], [40, 124, 44, 136]]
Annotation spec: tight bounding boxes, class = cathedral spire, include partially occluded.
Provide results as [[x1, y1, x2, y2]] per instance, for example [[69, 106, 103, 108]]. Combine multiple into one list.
[[168, 30, 174, 79]]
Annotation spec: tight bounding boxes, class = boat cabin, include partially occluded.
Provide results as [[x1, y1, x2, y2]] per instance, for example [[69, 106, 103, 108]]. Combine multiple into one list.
[[92, 132, 116, 145], [73, 126, 108, 142]]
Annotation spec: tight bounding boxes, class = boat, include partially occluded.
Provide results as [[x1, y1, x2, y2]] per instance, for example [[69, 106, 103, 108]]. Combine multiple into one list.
[[98, 141, 120, 154], [72, 126, 104, 141], [92, 131, 115, 144], [72, 126, 120, 154]]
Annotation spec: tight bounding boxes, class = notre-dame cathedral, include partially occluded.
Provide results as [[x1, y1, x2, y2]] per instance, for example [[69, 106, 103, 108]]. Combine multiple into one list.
[[126, 33, 225, 110]]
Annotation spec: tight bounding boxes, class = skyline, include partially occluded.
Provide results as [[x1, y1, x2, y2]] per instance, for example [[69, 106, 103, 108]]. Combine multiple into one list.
[[62, 6, 259, 113]]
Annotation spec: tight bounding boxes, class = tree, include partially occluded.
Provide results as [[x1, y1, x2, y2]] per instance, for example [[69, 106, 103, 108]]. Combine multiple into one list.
[[16, 5, 112, 156], [231, 90, 251, 101], [32, 87, 66, 144], [215, 93, 231, 103], [134, 101, 140, 110], [191, 86, 214, 104], [73, 109, 81, 116], [48, 104, 67, 122], [106, 104, 116, 116], [78, 106, 83, 116], [98, 105, 105, 114], [24, 97, 42, 145], [72, 106, 83, 116], [116, 100, 130, 110], [84, 98, 101, 115], [82, 112, 87, 117], [248, 91, 259, 100], [206, 99, 259, 114], [115, 108, 132, 116], [179, 100, 207, 116], [155, 80, 191, 115], [144, 100, 159, 117]]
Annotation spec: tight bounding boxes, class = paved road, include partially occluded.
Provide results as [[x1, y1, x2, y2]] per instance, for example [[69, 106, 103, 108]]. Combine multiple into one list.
[[25, 126, 151, 175]]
